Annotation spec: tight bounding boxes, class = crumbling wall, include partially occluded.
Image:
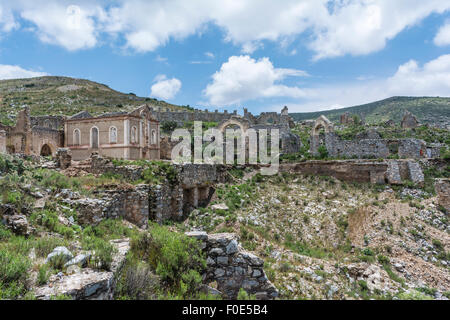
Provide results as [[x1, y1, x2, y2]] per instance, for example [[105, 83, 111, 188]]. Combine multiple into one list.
[[56, 148, 72, 169], [435, 179, 450, 212], [149, 184, 183, 223], [31, 115, 65, 130], [31, 126, 64, 156], [100, 185, 150, 228], [185, 232, 279, 300], [151, 107, 237, 126], [279, 159, 424, 186]]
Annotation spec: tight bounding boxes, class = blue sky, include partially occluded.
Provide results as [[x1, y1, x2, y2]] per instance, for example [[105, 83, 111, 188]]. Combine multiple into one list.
[[0, 1, 450, 114]]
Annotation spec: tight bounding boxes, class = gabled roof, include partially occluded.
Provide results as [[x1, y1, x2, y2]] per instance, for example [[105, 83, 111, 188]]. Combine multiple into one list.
[[69, 111, 92, 119]]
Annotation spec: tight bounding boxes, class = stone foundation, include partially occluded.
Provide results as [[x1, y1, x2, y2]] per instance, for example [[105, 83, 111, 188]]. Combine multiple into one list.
[[278, 159, 424, 185], [186, 232, 278, 300]]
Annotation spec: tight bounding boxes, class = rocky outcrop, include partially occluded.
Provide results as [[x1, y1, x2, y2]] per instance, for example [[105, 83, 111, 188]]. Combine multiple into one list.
[[0, 204, 31, 236], [35, 239, 130, 300], [435, 179, 450, 212], [346, 263, 399, 292], [185, 232, 278, 300]]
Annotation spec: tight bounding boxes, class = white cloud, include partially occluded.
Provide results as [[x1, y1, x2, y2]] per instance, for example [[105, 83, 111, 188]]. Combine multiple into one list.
[[0, 64, 48, 80], [434, 20, 450, 46], [205, 52, 215, 59], [0, 5, 18, 32], [19, 2, 101, 51], [0, 1, 449, 57], [309, 0, 450, 60], [204, 55, 308, 105], [100, 0, 450, 58], [150, 74, 182, 100], [279, 54, 450, 112], [387, 54, 450, 96]]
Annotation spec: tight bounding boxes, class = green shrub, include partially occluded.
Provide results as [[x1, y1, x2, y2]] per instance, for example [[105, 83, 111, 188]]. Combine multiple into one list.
[[132, 223, 205, 297], [82, 236, 116, 271], [115, 259, 159, 300], [317, 145, 328, 159], [37, 264, 50, 285], [0, 225, 12, 240], [397, 290, 433, 300], [237, 288, 256, 300], [0, 248, 30, 299]]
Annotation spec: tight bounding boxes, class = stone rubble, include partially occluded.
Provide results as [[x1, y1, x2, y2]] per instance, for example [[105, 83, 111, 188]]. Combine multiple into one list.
[[185, 231, 279, 300]]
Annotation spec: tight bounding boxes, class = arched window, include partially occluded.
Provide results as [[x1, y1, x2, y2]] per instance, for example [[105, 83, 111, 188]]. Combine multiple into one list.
[[151, 130, 156, 145], [73, 129, 81, 146], [109, 126, 117, 143], [131, 126, 138, 144], [91, 127, 99, 149]]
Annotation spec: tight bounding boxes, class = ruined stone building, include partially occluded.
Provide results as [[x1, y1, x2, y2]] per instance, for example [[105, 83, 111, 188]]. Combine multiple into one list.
[[0, 107, 63, 157], [401, 110, 420, 129], [310, 115, 432, 159], [0, 105, 160, 161]]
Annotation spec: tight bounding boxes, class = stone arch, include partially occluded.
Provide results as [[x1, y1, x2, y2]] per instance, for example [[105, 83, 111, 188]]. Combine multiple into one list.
[[40, 144, 52, 156], [217, 116, 251, 133], [312, 115, 334, 136], [310, 115, 334, 156]]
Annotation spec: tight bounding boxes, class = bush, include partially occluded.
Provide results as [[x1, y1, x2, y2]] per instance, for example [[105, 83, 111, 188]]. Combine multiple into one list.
[[237, 288, 256, 300], [37, 264, 50, 285], [132, 223, 206, 297], [161, 121, 178, 133], [82, 236, 117, 271], [116, 260, 159, 300], [0, 248, 31, 298], [317, 145, 328, 159]]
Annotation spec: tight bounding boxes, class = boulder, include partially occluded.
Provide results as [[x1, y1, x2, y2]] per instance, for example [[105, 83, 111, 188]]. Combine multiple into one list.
[[5, 215, 30, 236], [45, 247, 74, 265], [36, 239, 130, 300]]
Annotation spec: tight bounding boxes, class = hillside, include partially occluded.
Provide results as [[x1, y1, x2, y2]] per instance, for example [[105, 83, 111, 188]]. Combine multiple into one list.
[[0, 76, 189, 126], [290, 97, 450, 127]]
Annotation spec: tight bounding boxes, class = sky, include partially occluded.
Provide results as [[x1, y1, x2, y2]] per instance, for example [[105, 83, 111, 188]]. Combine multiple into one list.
[[0, 0, 450, 115]]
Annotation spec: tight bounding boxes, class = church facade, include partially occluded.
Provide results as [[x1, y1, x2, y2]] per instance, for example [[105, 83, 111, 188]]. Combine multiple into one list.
[[0, 105, 160, 161]]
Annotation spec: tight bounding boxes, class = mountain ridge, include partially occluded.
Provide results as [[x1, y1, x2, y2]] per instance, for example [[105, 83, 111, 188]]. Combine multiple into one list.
[[290, 96, 450, 126]]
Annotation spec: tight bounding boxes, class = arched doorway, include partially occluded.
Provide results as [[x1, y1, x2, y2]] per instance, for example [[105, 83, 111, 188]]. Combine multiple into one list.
[[40, 144, 52, 156], [91, 127, 99, 149]]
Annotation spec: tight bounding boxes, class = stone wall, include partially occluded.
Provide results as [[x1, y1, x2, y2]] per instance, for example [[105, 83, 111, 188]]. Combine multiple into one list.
[[74, 155, 229, 224], [151, 107, 237, 126], [149, 184, 184, 223], [31, 115, 65, 130], [56, 148, 72, 169], [321, 133, 426, 159], [280, 160, 388, 184], [185, 232, 279, 300], [435, 179, 450, 212], [278, 159, 424, 186], [100, 185, 150, 229]]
